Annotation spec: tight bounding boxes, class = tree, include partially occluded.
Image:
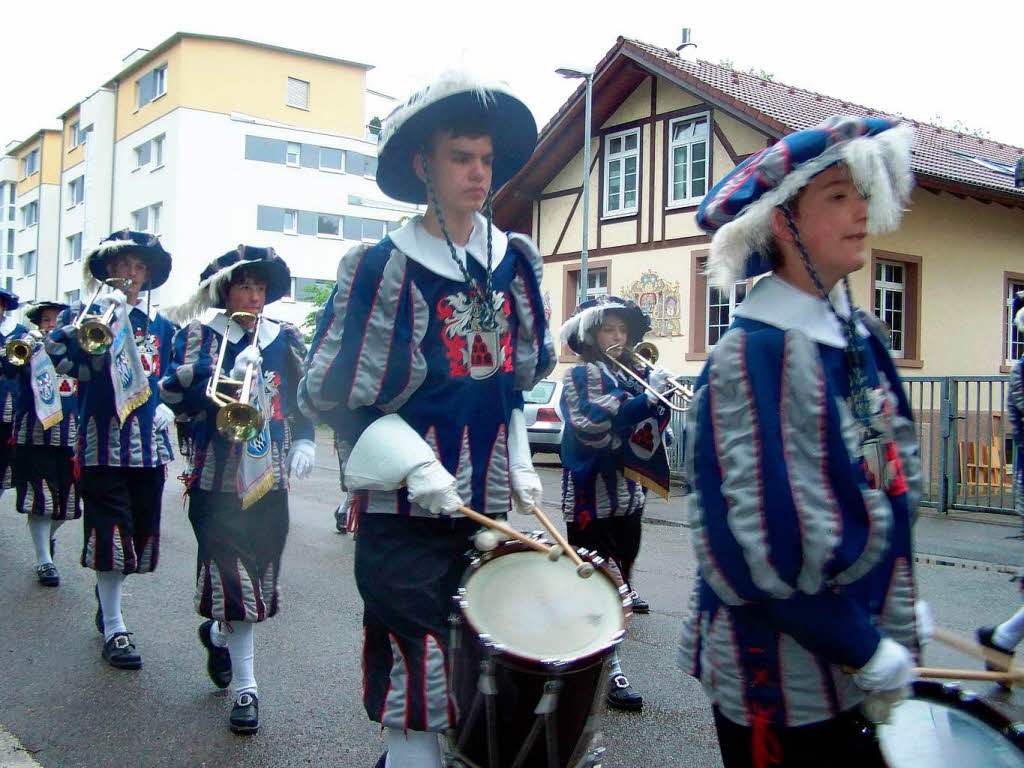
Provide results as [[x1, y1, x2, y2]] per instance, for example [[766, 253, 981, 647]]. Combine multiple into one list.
[[301, 282, 334, 341]]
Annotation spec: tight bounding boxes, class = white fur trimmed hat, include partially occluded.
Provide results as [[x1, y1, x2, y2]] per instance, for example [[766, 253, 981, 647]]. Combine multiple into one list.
[[558, 295, 651, 355], [697, 115, 914, 289]]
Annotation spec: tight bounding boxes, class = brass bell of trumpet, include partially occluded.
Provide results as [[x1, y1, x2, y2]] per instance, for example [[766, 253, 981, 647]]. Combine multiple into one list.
[[602, 341, 692, 412], [72, 278, 134, 355], [3, 331, 43, 367], [206, 312, 266, 443]]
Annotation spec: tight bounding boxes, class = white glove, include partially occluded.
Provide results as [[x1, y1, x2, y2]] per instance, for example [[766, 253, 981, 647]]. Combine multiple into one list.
[[289, 439, 315, 479], [230, 345, 262, 380], [915, 600, 935, 648], [511, 466, 543, 516], [647, 365, 674, 403], [406, 460, 463, 516], [97, 289, 128, 311], [853, 638, 915, 693], [153, 403, 174, 433]]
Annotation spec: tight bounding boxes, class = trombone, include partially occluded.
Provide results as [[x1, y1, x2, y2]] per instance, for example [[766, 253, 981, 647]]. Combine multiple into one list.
[[73, 278, 134, 355], [602, 341, 692, 412], [3, 330, 44, 367], [206, 312, 265, 443]]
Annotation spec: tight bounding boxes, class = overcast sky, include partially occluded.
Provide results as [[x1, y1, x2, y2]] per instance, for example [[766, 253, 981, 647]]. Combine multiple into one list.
[[4, 0, 1022, 151]]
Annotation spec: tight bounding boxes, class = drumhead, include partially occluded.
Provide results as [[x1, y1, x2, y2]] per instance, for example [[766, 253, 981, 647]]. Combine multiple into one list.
[[878, 682, 1024, 767], [461, 550, 625, 664]]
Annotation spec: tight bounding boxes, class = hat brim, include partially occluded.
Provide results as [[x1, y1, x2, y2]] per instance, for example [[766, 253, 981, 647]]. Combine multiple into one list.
[[562, 303, 651, 355], [376, 91, 537, 205], [26, 302, 68, 325], [212, 259, 292, 308], [87, 241, 172, 291], [0, 293, 19, 311]]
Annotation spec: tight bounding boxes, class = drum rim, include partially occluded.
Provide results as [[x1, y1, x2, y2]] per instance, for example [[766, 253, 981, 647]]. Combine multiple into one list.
[[456, 538, 631, 670], [898, 680, 1024, 752]]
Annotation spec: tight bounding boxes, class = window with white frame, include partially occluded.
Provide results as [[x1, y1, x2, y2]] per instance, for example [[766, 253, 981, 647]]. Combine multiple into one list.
[[585, 268, 608, 301], [4, 277, 11, 291], [5, 230, 13, 259], [154, 65, 167, 98], [66, 232, 83, 263], [291, 277, 333, 302], [1007, 280, 1024, 364], [69, 121, 81, 148], [7, 184, 14, 222], [131, 206, 149, 232], [603, 129, 639, 216], [21, 201, 38, 229], [286, 142, 301, 167], [5, 253, 12, 271], [20, 250, 36, 277], [707, 279, 747, 348], [151, 202, 162, 235], [317, 213, 341, 237], [153, 135, 165, 167], [286, 77, 310, 109], [67, 176, 85, 207], [283, 209, 298, 235], [137, 64, 167, 108], [873, 260, 906, 357], [668, 113, 709, 206], [134, 140, 152, 168], [22, 149, 39, 178], [64, 289, 79, 306]]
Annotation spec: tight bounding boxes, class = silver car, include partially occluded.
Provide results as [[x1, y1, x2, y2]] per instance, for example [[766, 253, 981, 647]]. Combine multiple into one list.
[[523, 378, 564, 455]]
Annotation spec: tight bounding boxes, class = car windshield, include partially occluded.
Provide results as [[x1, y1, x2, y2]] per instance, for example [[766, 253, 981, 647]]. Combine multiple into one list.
[[523, 380, 556, 404]]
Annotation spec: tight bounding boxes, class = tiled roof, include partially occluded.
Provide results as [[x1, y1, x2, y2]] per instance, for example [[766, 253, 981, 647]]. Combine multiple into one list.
[[536, 37, 1023, 203]]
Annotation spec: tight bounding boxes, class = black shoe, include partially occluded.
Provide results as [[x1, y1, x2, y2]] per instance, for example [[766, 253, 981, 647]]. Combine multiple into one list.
[[36, 563, 59, 587], [628, 590, 650, 614], [94, 586, 104, 635], [373, 752, 387, 768], [335, 504, 348, 534], [198, 621, 233, 689], [230, 692, 259, 735], [978, 626, 1014, 689], [607, 673, 643, 711], [102, 632, 142, 670]]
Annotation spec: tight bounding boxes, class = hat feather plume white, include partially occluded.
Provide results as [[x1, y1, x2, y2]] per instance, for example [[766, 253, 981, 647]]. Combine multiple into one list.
[[558, 304, 606, 348], [706, 124, 914, 289]]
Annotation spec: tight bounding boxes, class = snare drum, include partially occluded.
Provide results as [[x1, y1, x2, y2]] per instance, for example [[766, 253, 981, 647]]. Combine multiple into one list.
[[878, 680, 1024, 767], [448, 539, 630, 768]]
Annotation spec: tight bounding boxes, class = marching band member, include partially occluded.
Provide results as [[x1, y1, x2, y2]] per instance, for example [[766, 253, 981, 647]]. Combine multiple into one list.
[[160, 246, 315, 735], [558, 295, 675, 711], [46, 230, 177, 670], [679, 117, 923, 767], [299, 71, 553, 768], [3, 301, 78, 586], [0, 287, 28, 495], [976, 290, 1024, 681]]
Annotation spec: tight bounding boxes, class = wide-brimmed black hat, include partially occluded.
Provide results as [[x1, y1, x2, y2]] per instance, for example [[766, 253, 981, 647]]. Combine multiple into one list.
[[377, 70, 537, 205], [85, 229, 172, 291], [0, 287, 19, 311], [25, 301, 68, 326], [165, 245, 291, 324]]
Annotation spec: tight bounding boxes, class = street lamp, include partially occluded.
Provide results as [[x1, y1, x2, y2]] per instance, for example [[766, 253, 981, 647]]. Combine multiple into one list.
[[556, 66, 594, 308]]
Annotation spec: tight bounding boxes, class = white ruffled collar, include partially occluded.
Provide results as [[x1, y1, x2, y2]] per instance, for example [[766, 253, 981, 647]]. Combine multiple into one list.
[[127, 298, 162, 321], [0, 314, 17, 336], [205, 310, 280, 349], [733, 274, 869, 349], [388, 212, 509, 282]]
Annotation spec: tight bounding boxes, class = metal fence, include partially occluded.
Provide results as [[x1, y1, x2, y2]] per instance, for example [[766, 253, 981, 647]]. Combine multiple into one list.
[[666, 374, 1020, 516]]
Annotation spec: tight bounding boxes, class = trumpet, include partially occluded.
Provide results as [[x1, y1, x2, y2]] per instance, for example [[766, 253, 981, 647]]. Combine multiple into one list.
[[206, 312, 265, 443], [73, 278, 134, 355], [3, 330, 44, 367], [602, 341, 692, 412]]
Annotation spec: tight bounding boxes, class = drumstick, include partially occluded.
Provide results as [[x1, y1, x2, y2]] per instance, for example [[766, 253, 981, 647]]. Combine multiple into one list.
[[932, 626, 1017, 671], [531, 504, 594, 579], [915, 666, 1024, 684], [457, 506, 552, 556]]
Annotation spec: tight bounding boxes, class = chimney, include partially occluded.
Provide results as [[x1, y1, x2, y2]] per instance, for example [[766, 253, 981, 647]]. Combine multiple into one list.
[[676, 28, 696, 56], [1015, 157, 1024, 189]]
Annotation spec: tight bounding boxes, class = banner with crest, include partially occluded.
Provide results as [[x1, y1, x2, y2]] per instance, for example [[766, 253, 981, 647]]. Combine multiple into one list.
[[29, 345, 63, 431], [108, 311, 151, 424], [237, 368, 274, 509]]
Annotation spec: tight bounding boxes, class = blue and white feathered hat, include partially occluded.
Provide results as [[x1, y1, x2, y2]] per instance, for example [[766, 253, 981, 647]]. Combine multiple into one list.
[[1013, 291, 1024, 336], [559, 295, 651, 355], [697, 115, 914, 289], [84, 229, 172, 293], [164, 245, 291, 324], [377, 69, 537, 204], [0, 287, 19, 311]]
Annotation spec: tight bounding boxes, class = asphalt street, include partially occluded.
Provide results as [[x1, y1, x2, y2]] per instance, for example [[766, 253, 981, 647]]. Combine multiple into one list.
[[0, 440, 1023, 768]]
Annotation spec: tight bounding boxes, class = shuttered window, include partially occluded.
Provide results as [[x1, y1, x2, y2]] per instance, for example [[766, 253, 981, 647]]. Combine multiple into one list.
[[286, 77, 309, 109]]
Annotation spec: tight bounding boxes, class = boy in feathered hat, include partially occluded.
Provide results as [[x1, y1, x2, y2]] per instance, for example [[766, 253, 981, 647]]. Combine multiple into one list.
[[2, 301, 78, 586], [0, 287, 28, 493], [299, 70, 554, 767], [558, 295, 677, 710], [679, 116, 926, 767], [976, 292, 1024, 680], [159, 245, 315, 735], [45, 229, 178, 670]]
